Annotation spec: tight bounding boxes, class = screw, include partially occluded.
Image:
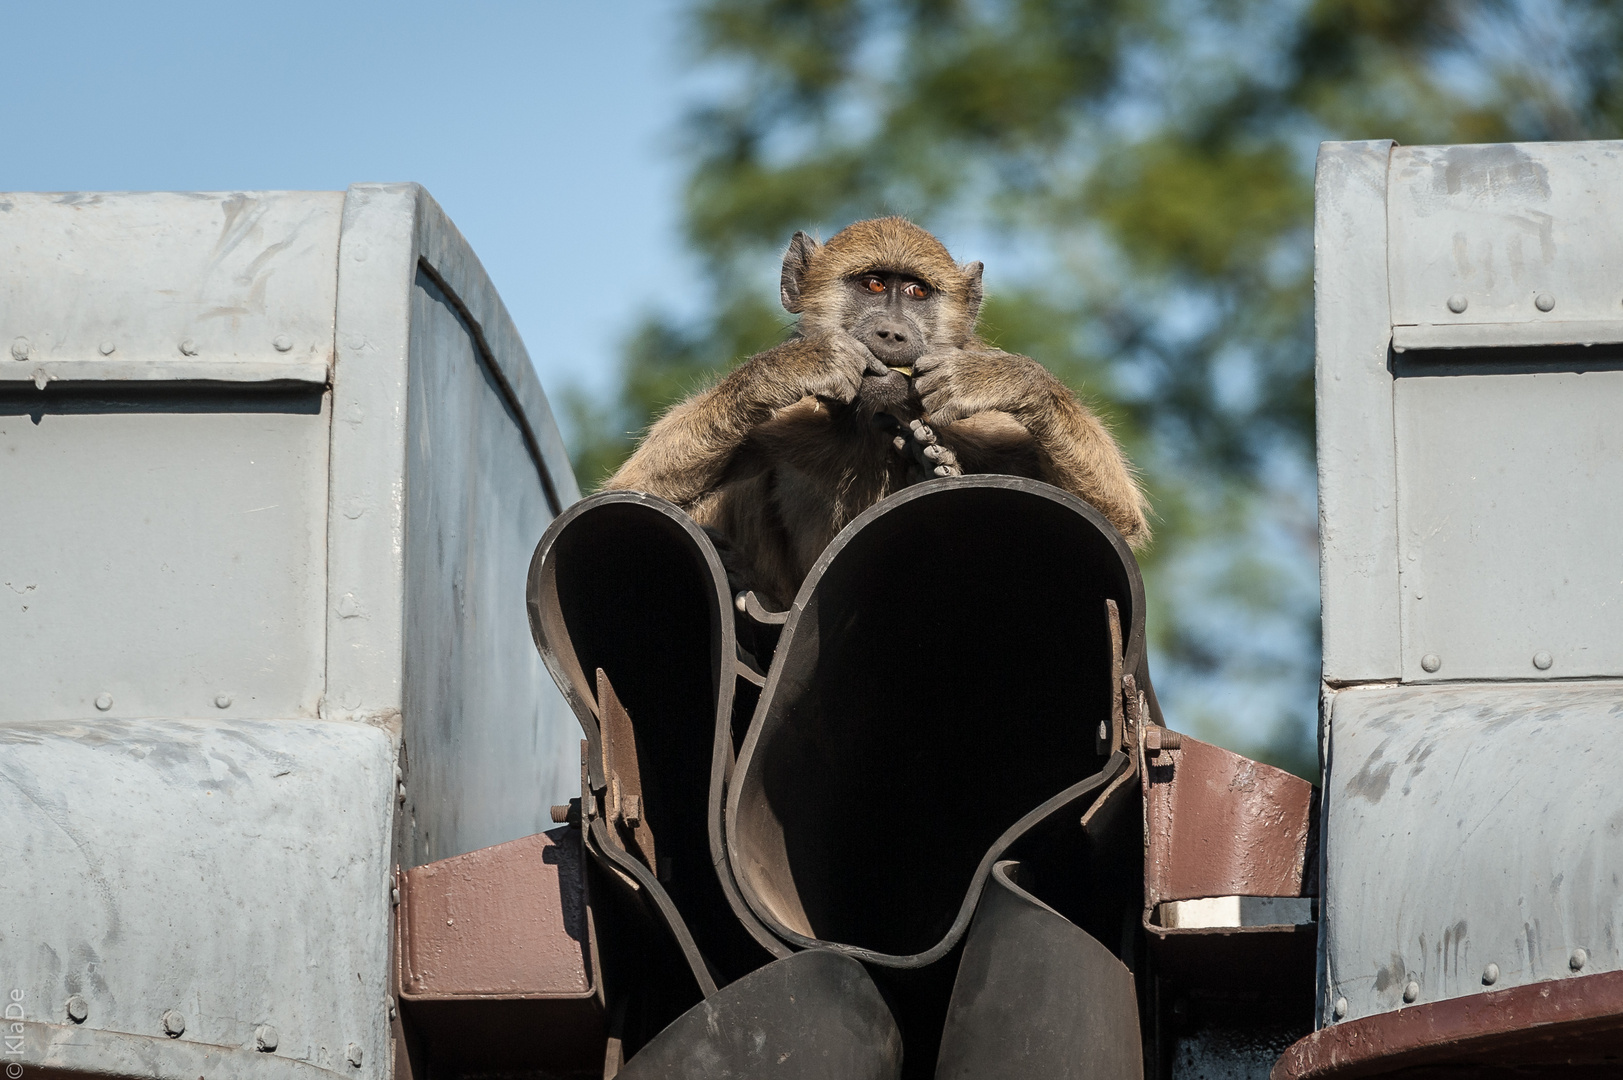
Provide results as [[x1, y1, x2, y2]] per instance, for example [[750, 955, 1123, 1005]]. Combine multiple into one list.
[[95, 693, 113, 711], [1447, 295, 1469, 314], [1571, 948, 1588, 972], [1533, 651, 1553, 671], [1483, 963, 1500, 985], [99, 341, 117, 356], [388, 1000, 397, 1020], [1097, 720, 1108, 743], [391, 886, 400, 906], [1144, 727, 1182, 756], [162, 1009, 186, 1037], [179, 338, 198, 356], [272, 334, 294, 352], [214, 693, 233, 709], [11, 336, 30, 361], [66, 995, 88, 1023], [1332, 997, 1348, 1020], [397, 781, 407, 803], [551, 804, 570, 824], [1402, 981, 1419, 1004], [1536, 293, 1556, 312], [255, 1024, 279, 1052], [347, 1043, 364, 1068], [1421, 654, 1442, 673]]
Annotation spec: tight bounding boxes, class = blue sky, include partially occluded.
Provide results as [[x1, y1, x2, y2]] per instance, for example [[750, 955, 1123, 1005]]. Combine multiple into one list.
[[6, 0, 696, 407]]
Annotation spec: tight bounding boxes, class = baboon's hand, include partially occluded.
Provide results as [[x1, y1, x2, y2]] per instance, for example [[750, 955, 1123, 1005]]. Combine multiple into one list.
[[745, 332, 880, 410], [898, 419, 961, 478], [912, 347, 1054, 426]]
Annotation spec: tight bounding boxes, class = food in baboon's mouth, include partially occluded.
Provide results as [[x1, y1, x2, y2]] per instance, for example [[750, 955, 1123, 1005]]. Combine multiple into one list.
[[890, 365, 914, 376]]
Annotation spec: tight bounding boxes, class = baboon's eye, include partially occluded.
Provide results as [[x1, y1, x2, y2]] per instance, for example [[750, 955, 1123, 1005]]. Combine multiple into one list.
[[860, 276, 886, 293], [902, 281, 931, 299]]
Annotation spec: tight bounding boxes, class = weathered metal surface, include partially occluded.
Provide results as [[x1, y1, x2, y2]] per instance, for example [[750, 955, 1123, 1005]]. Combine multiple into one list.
[[935, 861, 1143, 1080], [1387, 142, 1623, 350], [727, 476, 1149, 969], [526, 491, 789, 996], [0, 717, 395, 1080], [17, 1019, 349, 1080], [0, 191, 341, 385], [1144, 734, 1315, 908], [1274, 967, 1623, 1079], [396, 828, 595, 999], [1315, 140, 1402, 684], [327, 184, 582, 862], [1321, 682, 1623, 1026], [395, 826, 604, 1077], [1393, 354, 1623, 682], [615, 950, 902, 1080], [0, 385, 329, 722]]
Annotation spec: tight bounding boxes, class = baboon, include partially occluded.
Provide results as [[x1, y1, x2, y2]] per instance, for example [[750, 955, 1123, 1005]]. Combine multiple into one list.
[[605, 217, 1149, 609]]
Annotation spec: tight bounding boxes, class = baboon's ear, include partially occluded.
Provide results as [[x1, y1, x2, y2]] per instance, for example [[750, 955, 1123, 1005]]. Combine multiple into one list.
[[962, 261, 985, 325], [781, 231, 821, 314]]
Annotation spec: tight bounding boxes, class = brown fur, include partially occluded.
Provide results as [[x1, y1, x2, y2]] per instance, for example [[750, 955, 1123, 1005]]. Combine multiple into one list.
[[606, 217, 1150, 608]]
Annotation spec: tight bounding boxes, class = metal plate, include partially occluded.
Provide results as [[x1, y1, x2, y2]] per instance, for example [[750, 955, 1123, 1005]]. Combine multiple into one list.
[[1387, 142, 1623, 347], [0, 190, 341, 382], [1393, 358, 1623, 682], [0, 716, 395, 1080], [1322, 682, 1623, 1025]]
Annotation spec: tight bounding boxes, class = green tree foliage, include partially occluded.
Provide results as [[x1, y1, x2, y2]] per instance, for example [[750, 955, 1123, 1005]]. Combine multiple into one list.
[[567, 0, 1623, 776]]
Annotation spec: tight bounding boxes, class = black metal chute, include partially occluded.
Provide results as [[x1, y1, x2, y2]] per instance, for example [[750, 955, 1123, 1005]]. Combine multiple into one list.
[[525, 491, 789, 1011], [725, 476, 1154, 969]]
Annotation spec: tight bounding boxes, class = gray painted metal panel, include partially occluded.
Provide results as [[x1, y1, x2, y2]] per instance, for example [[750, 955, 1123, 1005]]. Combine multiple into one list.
[[0, 191, 341, 383], [1387, 142, 1623, 348], [402, 268, 580, 863], [0, 717, 395, 1080], [328, 184, 581, 862], [1315, 140, 1401, 683], [1321, 682, 1623, 1026], [1394, 365, 1623, 682], [0, 387, 330, 722]]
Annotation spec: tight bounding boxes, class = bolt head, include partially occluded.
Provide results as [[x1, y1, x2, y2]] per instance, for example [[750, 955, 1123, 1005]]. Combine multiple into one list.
[[1533, 651, 1553, 671], [1421, 654, 1441, 673], [1332, 997, 1348, 1020], [11, 336, 31, 361], [65, 995, 88, 1023], [95, 693, 114, 711], [347, 1042, 364, 1068], [255, 1024, 279, 1052], [99, 341, 117, 356], [1447, 294, 1469, 314], [214, 693, 233, 709], [1571, 947, 1588, 971], [162, 1009, 186, 1037], [1402, 981, 1419, 1004], [272, 334, 294, 352], [1536, 293, 1557, 312], [1483, 962, 1499, 986], [179, 338, 198, 356]]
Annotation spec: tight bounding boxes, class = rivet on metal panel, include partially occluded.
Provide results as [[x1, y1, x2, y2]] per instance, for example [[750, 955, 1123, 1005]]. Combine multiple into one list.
[[1402, 981, 1419, 1004], [178, 338, 198, 356], [347, 1042, 364, 1067], [273, 334, 294, 352], [338, 593, 360, 618], [1535, 293, 1557, 312], [387, 999, 397, 1020], [94, 693, 113, 711], [255, 1024, 279, 1052], [10, 337, 30, 361], [162, 1009, 186, 1037], [1421, 654, 1442, 673], [1446, 295, 1469, 314], [1332, 997, 1348, 1021], [1483, 962, 1500, 985], [65, 995, 88, 1024], [352, 245, 369, 262], [1533, 651, 1554, 671], [1571, 948, 1588, 971], [391, 886, 400, 906], [99, 341, 116, 356], [214, 693, 232, 709]]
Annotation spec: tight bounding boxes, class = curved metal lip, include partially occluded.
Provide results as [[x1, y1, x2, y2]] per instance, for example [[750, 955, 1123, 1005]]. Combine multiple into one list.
[[725, 472, 1148, 969], [526, 490, 792, 975]]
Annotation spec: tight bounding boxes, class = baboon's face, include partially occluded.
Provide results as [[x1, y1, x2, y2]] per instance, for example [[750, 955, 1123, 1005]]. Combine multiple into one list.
[[840, 269, 941, 411]]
